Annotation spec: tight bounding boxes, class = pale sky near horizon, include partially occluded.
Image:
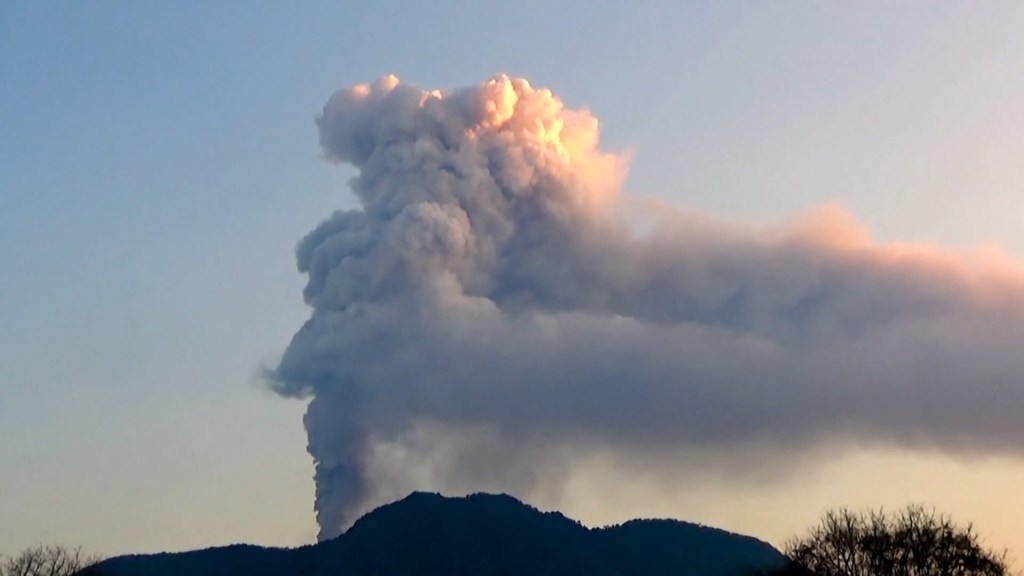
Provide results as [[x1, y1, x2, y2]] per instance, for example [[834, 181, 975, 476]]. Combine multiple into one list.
[[3, 1, 1024, 564]]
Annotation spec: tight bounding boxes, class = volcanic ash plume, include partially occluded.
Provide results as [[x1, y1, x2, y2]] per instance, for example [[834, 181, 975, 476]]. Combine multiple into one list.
[[270, 75, 1024, 540]]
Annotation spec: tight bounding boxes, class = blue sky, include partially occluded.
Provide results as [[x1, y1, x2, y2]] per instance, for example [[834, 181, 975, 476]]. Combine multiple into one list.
[[3, 1, 1024, 560]]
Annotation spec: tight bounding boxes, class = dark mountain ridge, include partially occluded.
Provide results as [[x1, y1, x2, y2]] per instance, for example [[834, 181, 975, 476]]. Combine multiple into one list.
[[80, 492, 788, 576]]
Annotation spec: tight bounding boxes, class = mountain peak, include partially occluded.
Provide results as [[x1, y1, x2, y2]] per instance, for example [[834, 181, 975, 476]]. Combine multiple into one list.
[[82, 492, 788, 576]]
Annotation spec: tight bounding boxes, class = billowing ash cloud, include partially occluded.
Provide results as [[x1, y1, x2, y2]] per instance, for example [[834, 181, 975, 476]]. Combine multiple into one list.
[[270, 75, 1024, 540]]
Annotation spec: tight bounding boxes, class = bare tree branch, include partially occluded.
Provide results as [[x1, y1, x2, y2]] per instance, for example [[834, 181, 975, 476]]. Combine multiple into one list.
[[0, 545, 101, 576], [777, 506, 1013, 576]]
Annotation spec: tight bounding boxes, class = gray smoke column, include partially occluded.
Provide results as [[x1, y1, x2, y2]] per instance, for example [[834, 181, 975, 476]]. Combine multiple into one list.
[[270, 75, 1024, 540]]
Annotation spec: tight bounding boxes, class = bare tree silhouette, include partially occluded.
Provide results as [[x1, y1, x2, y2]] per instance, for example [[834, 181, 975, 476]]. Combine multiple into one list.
[[775, 505, 1012, 576], [0, 545, 101, 576]]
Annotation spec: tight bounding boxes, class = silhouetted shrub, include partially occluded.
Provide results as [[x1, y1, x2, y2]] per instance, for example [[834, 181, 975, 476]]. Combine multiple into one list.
[[777, 505, 1011, 576], [1, 544, 100, 576]]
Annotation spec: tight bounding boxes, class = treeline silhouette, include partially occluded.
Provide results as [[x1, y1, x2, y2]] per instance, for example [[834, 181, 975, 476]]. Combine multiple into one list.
[[766, 505, 1013, 576], [10, 494, 1007, 576], [1, 545, 101, 576], [73, 492, 785, 576]]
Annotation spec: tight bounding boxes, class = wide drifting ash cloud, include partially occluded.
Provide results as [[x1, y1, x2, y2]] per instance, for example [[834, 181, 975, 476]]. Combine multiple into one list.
[[269, 74, 1024, 541]]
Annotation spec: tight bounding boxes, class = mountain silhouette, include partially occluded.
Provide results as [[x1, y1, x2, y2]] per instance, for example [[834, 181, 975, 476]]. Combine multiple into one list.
[[79, 492, 788, 576]]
